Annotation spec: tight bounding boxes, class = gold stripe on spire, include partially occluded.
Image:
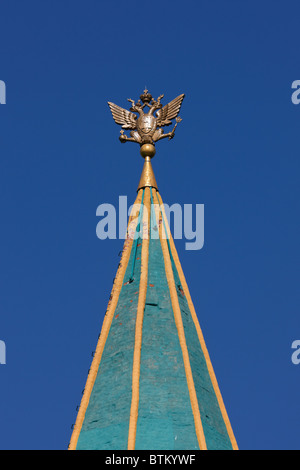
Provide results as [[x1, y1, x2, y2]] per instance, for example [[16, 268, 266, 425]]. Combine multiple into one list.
[[127, 187, 151, 450], [68, 189, 144, 450], [156, 191, 239, 451], [154, 190, 207, 451]]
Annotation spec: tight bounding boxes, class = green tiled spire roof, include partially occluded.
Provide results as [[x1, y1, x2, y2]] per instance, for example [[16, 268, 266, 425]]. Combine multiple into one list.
[[69, 166, 238, 450]]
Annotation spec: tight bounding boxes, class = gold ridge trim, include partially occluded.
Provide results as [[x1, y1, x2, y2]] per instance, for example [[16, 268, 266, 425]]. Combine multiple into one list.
[[68, 190, 144, 450], [156, 191, 238, 451], [154, 189, 207, 451], [127, 187, 151, 450]]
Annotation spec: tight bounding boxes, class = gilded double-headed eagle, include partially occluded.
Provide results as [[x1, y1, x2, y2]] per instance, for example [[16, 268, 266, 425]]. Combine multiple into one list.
[[108, 89, 185, 145]]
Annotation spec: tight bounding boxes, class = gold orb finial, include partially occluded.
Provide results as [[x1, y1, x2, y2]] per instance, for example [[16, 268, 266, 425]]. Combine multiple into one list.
[[140, 143, 156, 159]]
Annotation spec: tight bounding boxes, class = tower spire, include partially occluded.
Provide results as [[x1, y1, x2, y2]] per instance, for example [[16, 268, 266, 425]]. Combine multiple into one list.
[[69, 90, 238, 450], [137, 143, 158, 191]]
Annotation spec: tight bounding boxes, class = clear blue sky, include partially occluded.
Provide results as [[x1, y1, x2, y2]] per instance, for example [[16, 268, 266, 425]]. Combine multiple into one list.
[[0, 0, 299, 450]]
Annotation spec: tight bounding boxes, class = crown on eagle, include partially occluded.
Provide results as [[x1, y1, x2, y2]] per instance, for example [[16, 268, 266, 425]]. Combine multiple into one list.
[[140, 89, 152, 104]]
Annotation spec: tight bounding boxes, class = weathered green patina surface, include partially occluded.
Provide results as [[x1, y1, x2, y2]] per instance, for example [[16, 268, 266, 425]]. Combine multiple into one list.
[[135, 236, 199, 450], [76, 241, 143, 450], [171, 260, 233, 450]]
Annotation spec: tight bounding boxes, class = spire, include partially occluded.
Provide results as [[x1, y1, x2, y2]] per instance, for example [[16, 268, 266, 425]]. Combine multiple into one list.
[[137, 144, 158, 191], [68, 91, 238, 450]]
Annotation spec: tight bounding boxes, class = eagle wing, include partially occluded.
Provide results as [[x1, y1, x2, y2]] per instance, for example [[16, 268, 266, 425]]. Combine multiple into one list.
[[108, 102, 137, 129], [156, 94, 185, 127]]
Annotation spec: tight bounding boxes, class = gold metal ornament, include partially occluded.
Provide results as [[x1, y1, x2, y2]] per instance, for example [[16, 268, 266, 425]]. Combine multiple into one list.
[[137, 144, 158, 191], [108, 90, 185, 146], [108, 90, 185, 191]]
